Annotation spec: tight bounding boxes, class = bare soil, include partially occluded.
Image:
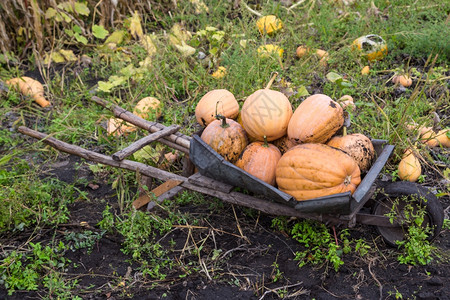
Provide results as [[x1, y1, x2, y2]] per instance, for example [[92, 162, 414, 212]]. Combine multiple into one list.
[[0, 152, 449, 300]]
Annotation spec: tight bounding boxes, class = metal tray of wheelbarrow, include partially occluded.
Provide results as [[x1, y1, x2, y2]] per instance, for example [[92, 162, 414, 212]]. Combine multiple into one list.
[[190, 135, 394, 215]]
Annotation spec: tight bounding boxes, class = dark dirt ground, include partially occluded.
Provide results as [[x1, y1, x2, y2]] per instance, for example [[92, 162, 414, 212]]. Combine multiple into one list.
[[0, 152, 449, 300]]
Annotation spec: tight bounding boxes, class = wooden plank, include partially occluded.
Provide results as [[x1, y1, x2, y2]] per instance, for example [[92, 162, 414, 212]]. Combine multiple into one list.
[[112, 125, 180, 161], [147, 186, 185, 211], [181, 155, 196, 177], [187, 172, 234, 193], [132, 179, 184, 209]]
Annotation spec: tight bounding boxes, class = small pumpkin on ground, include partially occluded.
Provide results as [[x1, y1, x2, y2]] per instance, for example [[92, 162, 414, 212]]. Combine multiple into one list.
[[201, 115, 248, 163], [327, 131, 375, 173], [256, 15, 283, 35], [133, 96, 162, 120], [235, 139, 281, 186], [276, 143, 361, 201], [195, 89, 239, 127], [287, 94, 344, 144], [241, 73, 293, 142], [398, 148, 421, 182]]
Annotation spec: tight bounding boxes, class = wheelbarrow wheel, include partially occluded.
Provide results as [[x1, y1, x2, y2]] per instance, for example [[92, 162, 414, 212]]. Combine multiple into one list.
[[372, 181, 444, 247]]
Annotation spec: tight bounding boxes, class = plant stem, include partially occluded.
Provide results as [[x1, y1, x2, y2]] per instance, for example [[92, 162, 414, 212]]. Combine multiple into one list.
[[265, 72, 279, 89]]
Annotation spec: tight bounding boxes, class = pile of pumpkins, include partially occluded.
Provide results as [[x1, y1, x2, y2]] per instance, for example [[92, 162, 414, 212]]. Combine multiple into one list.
[[195, 78, 376, 201]]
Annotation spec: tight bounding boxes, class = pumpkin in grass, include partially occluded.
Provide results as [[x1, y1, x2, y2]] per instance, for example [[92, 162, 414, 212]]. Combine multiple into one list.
[[133, 96, 162, 120], [273, 135, 296, 154], [241, 74, 293, 142], [327, 133, 375, 173], [195, 89, 239, 127], [276, 143, 361, 201], [398, 148, 421, 182], [287, 94, 343, 144], [201, 116, 248, 163], [235, 141, 281, 186]]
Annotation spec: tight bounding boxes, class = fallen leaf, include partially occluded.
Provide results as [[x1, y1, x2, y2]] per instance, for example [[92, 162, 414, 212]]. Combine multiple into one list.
[[104, 30, 126, 45], [129, 11, 143, 40], [59, 49, 77, 62], [189, 0, 209, 14], [140, 34, 157, 56], [175, 41, 196, 56]]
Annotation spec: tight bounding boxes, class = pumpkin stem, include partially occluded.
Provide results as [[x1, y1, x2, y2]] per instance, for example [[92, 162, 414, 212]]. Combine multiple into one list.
[[216, 114, 229, 128], [263, 135, 269, 147], [265, 72, 279, 89], [343, 126, 347, 136]]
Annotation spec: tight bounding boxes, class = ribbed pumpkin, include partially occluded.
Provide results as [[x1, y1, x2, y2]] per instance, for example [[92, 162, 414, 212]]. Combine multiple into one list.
[[276, 143, 361, 201], [287, 94, 343, 144], [195, 89, 239, 127], [235, 141, 281, 186], [241, 89, 292, 142], [398, 148, 421, 182], [327, 133, 375, 173], [201, 116, 248, 163], [273, 135, 296, 154]]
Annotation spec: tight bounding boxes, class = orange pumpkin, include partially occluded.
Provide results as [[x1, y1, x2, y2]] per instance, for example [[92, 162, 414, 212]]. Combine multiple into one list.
[[133, 96, 162, 120], [241, 89, 293, 141], [276, 143, 361, 201], [272, 135, 296, 154], [398, 148, 421, 182], [287, 94, 343, 144], [195, 89, 239, 127], [235, 141, 281, 186], [201, 117, 248, 163], [327, 133, 375, 172]]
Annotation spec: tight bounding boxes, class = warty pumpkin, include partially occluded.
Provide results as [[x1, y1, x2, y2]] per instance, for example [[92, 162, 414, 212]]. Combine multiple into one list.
[[201, 116, 248, 163], [276, 143, 361, 201], [398, 148, 421, 182], [327, 133, 375, 173], [241, 73, 293, 142], [287, 94, 344, 144], [235, 141, 281, 186], [195, 89, 239, 127]]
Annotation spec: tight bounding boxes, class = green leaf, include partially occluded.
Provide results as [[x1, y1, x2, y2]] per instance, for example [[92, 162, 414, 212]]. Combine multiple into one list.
[[446, 130, 450, 139], [92, 25, 109, 39], [64, 28, 74, 37], [97, 81, 115, 93], [74, 2, 90, 16], [326, 72, 343, 83], [297, 85, 310, 97], [104, 30, 126, 45], [74, 32, 88, 45], [73, 25, 82, 34]]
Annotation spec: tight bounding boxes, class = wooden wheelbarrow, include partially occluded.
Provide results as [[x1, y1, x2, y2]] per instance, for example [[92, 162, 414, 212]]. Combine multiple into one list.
[[18, 96, 444, 246]]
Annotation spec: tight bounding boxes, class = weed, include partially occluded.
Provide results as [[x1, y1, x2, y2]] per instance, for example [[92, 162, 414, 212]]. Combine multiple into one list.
[[0, 241, 79, 298], [291, 220, 344, 272], [65, 230, 105, 254]]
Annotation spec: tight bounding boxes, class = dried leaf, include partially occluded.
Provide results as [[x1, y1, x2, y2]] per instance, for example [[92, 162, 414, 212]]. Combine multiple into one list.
[[104, 30, 126, 45], [189, 0, 209, 14], [175, 41, 196, 56], [169, 23, 192, 46], [140, 34, 157, 56], [59, 49, 77, 62], [129, 11, 143, 40]]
